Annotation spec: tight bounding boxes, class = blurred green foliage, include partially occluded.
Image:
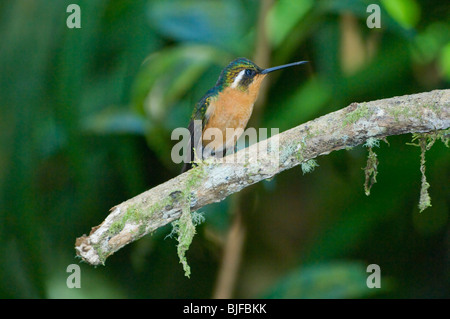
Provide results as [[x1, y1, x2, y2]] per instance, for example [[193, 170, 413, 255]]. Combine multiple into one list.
[[0, 0, 448, 298]]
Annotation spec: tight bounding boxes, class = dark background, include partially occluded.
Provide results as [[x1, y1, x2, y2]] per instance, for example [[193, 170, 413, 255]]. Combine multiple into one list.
[[0, 0, 448, 298]]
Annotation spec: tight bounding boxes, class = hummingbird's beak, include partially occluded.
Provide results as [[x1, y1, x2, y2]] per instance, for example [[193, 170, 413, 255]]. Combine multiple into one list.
[[260, 61, 308, 74]]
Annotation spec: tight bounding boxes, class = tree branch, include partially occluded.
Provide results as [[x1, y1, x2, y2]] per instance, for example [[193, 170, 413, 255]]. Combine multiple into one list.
[[75, 89, 450, 266]]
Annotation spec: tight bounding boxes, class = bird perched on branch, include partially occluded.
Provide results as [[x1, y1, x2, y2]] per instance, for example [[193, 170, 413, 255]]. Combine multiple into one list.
[[182, 57, 307, 173]]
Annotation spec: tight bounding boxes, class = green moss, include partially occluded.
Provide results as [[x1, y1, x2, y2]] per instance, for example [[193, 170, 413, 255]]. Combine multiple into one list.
[[390, 108, 401, 122], [342, 103, 373, 126], [172, 210, 205, 278], [108, 204, 143, 236], [176, 206, 196, 278], [146, 200, 165, 218], [137, 224, 147, 237], [423, 102, 442, 114], [185, 163, 206, 190], [93, 243, 107, 266], [170, 202, 205, 277], [388, 106, 413, 122], [109, 221, 123, 236], [280, 142, 300, 164], [295, 136, 308, 162], [387, 102, 444, 123], [95, 161, 210, 270], [170, 163, 207, 277], [293, 133, 320, 174]]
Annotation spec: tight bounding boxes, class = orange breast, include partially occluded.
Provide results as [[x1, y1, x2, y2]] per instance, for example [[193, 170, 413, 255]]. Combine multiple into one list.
[[203, 74, 266, 152]]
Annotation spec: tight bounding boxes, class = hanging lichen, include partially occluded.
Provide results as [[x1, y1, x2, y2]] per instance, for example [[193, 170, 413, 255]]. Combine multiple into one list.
[[407, 133, 437, 212], [175, 205, 196, 278], [363, 138, 380, 196], [170, 157, 207, 277], [295, 133, 319, 175], [301, 159, 319, 174]]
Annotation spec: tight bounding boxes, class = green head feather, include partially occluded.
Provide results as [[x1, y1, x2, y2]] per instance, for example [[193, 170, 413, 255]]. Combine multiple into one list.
[[215, 57, 262, 89]]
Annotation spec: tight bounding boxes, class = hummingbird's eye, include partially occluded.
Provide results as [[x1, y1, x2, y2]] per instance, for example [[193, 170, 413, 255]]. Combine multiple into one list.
[[244, 69, 255, 77]]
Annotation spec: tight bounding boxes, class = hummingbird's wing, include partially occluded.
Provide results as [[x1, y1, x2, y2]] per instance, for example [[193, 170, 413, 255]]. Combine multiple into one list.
[[181, 87, 217, 173]]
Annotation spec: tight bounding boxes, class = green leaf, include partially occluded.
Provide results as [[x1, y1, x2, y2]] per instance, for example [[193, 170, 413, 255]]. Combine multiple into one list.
[[264, 78, 331, 131], [147, 0, 249, 53], [131, 45, 230, 124], [381, 0, 420, 29], [412, 22, 450, 63], [439, 42, 450, 81], [82, 106, 148, 135], [263, 261, 386, 298], [266, 0, 314, 48], [319, 0, 416, 38]]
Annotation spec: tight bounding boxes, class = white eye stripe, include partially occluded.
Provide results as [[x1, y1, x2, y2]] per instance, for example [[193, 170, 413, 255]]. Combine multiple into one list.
[[231, 69, 246, 88]]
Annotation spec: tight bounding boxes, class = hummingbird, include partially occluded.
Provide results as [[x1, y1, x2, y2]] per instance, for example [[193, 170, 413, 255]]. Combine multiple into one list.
[[181, 57, 308, 173]]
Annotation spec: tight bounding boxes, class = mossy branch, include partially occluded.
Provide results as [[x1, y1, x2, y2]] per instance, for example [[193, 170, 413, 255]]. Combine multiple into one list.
[[75, 89, 450, 267]]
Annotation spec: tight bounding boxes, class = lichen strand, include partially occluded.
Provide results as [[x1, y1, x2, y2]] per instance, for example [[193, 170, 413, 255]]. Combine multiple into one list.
[[342, 102, 373, 127], [438, 128, 450, 147], [291, 131, 321, 175], [167, 210, 205, 278], [417, 135, 435, 212], [176, 206, 195, 278], [363, 146, 379, 196], [362, 138, 390, 196], [408, 133, 439, 212], [173, 163, 207, 277], [301, 159, 319, 174], [418, 176, 431, 212]]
